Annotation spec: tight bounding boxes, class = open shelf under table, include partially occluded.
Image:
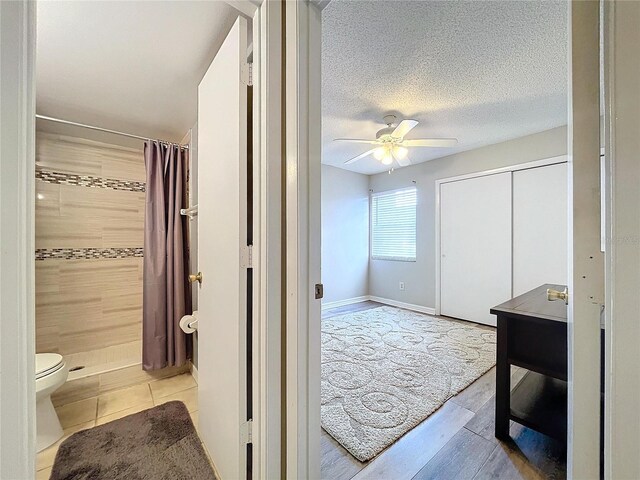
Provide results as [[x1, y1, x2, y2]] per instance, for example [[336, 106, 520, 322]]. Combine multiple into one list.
[[510, 370, 568, 442]]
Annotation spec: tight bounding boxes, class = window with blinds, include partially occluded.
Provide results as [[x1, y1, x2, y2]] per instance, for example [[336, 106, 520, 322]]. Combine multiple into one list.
[[370, 187, 417, 261]]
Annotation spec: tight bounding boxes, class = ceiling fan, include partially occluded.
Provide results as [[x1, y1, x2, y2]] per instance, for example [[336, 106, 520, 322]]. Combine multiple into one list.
[[335, 115, 458, 166]]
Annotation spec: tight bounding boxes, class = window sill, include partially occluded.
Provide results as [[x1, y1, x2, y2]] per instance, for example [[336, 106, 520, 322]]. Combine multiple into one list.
[[371, 256, 416, 263]]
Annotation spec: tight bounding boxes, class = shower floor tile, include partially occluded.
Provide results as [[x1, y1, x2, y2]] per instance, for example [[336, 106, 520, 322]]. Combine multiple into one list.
[[65, 340, 141, 381]]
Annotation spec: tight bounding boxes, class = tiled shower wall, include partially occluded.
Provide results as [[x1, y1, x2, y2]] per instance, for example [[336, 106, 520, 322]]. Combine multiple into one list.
[[35, 132, 146, 356]]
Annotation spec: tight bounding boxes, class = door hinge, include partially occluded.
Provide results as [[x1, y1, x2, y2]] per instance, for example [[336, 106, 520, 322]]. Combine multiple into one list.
[[242, 63, 253, 86], [241, 419, 253, 444], [240, 245, 253, 269]]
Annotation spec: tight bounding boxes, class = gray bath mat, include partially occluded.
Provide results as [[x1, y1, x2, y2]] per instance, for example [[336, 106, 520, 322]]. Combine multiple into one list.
[[50, 401, 215, 480]]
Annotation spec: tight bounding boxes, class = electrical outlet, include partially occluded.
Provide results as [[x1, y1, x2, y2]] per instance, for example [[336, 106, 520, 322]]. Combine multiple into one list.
[[399, 281, 405, 291]]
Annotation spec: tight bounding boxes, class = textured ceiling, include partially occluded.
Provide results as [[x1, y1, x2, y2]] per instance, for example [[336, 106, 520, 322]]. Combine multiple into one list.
[[322, 0, 568, 175], [36, 1, 238, 142]]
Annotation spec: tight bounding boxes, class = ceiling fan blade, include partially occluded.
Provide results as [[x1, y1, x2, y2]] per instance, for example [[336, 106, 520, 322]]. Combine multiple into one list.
[[344, 148, 377, 165], [391, 120, 418, 139], [333, 138, 380, 144], [402, 138, 458, 147]]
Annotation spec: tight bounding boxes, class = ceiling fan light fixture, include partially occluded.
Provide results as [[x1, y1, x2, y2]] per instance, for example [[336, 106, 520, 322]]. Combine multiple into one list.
[[373, 147, 386, 160], [393, 146, 408, 160], [381, 152, 394, 165]]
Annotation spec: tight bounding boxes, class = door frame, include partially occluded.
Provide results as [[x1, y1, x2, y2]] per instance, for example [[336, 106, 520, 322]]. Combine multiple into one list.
[[226, 1, 286, 478], [284, 1, 323, 478], [252, 1, 284, 478], [0, 1, 37, 478], [434, 155, 568, 318], [285, 0, 613, 477]]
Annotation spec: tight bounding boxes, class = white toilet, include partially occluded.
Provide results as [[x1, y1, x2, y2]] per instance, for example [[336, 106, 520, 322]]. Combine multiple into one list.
[[36, 353, 69, 452]]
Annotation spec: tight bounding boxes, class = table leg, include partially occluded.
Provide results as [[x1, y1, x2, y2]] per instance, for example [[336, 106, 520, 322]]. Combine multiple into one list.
[[495, 315, 510, 440]]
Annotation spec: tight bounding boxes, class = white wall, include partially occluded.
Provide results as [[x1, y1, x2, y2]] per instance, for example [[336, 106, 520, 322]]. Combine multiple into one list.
[[605, 1, 640, 477], [368, 125, 568, 309], [321, 165, 369, 304]]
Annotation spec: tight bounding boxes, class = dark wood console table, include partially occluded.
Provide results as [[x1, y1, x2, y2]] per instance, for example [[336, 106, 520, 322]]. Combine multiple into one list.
[[491, 284, 568, 442]]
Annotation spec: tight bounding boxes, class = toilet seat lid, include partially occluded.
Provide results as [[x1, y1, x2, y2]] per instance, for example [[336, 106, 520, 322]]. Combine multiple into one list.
[[36, 353, 64, 379]]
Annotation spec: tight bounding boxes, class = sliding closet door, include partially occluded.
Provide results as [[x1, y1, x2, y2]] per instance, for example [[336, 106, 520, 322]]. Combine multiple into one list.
[[513, 162, 568, 296], [440, 172, 512, 326]]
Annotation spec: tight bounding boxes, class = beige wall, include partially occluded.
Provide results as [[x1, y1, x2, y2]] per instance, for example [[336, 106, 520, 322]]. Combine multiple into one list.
[[35, 132, 145, 355], [367, 125, 568, 308]]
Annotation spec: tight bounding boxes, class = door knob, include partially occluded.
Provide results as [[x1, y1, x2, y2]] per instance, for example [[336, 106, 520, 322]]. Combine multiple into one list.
[[188, 272, 203, 284], [547, 287, 568, 305]]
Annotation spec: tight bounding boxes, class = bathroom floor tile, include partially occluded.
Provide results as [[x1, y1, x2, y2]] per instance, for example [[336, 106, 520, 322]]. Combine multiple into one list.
[[55, 397, 97, 429], [63, 419, 96, 436], [37, 442, 59, 472], [149, 373, 196, 400], [37, 440, 62, 472], [189, 410, 199, 432], [95, 400, 154, 426], [37, 420, 95, 471], [52, 375, 100, 407], [153, 386, 198, 413], [36, 466, 52, 480], [98, 363, 188, 393], [97, 383, 152, 418], [201, 441, 216, 472]]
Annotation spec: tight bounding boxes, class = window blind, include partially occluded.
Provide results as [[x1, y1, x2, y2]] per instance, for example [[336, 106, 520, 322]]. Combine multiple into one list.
[[371, 187, 417, 261]]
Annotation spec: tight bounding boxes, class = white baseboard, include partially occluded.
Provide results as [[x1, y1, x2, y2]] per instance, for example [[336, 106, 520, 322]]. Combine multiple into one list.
[[322, 294, 436, 315], [189, 361, 198, 384], [321, 295, 371, 310], [369, 296, 436, 315]]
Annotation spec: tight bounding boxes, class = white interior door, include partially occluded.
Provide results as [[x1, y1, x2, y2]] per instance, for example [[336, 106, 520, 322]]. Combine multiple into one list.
[[440, 172, 512, 326], [513, 162, 568, 296], [197, 16, 250, 480]]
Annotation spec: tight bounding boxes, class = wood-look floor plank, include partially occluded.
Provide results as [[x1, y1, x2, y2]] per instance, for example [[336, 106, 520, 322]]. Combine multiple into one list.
[[321, 429, 366, 480], [411, 428, 496, 480], [350, 401, 475, 480], [463, 394, 499, 443], [472, 424, 566, 480], [449, 366, 497, 413], [464, 367, 528, 442]]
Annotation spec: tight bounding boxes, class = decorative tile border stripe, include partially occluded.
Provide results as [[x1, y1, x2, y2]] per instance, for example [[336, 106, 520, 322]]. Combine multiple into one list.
[[36, 169, 145, 193], [36, 247, 144, 261]]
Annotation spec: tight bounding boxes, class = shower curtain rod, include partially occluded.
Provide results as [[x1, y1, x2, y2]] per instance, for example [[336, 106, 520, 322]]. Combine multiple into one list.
[[35, 114, 189, 149]]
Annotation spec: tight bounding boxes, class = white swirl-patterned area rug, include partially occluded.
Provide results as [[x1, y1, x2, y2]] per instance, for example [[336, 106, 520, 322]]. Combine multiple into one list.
[[321, 306, 496, 462]]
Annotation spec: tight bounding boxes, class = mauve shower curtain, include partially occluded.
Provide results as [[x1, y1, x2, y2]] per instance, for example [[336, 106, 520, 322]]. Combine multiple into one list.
[[143, 141, 192, 371]]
